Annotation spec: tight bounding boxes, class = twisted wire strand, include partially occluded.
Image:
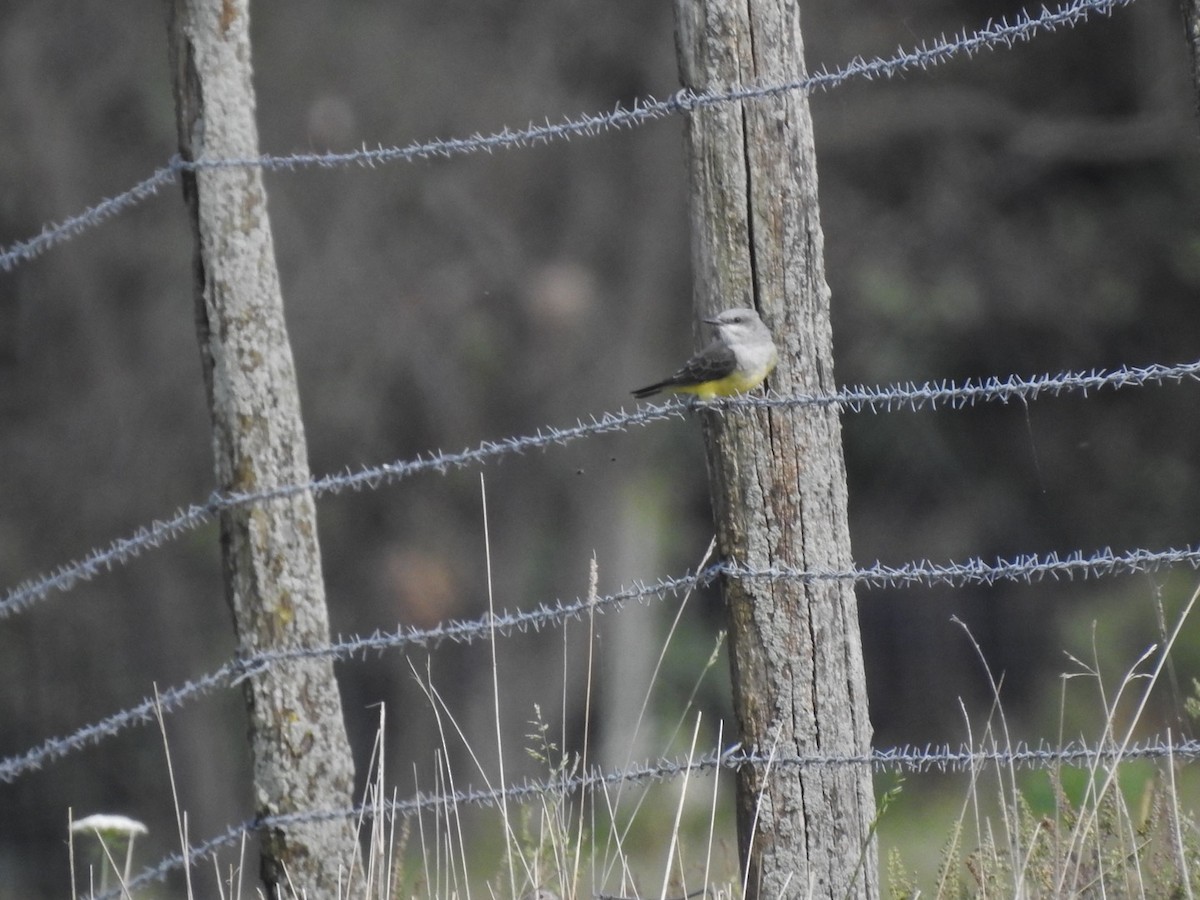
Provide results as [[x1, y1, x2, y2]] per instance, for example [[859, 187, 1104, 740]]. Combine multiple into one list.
[[0, 0, 1135, 272], [96, 733, 1200, 899], [6, 357, 1198, 621], [8, 543, 1200, 786]]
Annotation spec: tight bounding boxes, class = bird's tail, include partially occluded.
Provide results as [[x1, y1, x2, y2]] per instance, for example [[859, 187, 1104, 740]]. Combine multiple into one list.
[[631, 382, 666, 399]]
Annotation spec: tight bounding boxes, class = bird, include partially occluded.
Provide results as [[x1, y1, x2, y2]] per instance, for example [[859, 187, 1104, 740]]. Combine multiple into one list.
[[631, 307, 778, 400]]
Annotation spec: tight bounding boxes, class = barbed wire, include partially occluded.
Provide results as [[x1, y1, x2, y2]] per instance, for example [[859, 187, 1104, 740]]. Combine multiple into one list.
[[95, 732, 1200, 899], [0, 0, 1135, 273], [750, 359, 1200, 413], [8, 542, 1200, 786], [0, 566, 707, 785], [0, 403, 688, 620], [5, 0, 1177, 892], [4, 356, 1197, 621], [731, 545, 1200, 588]]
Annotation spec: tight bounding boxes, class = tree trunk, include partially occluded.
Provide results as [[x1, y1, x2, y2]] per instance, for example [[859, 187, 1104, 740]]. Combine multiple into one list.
[[166, 1, 361, 894], [672, 0, 878, 897], [1183, 0, 1200, 128]]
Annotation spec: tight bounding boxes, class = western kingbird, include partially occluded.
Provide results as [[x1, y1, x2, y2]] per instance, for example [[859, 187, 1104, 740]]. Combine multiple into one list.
[[632, 308, 778, 400]]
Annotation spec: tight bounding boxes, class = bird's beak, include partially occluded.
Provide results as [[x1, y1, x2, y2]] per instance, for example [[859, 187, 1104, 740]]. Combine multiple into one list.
[[702, 315, 720, 326]]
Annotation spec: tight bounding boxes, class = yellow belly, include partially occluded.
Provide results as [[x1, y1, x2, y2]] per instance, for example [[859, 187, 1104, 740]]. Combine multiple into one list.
[[672, 363, 775, 399]]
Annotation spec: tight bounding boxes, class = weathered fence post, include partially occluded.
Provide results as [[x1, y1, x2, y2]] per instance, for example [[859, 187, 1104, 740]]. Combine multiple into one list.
[[672, 0, 879, 897], [166, 0, 361, 893]]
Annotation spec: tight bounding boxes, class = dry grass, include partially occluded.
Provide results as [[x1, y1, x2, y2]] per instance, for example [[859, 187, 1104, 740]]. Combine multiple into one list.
[[67, 562, 1200, 900], [887, 581, 1200, 899]]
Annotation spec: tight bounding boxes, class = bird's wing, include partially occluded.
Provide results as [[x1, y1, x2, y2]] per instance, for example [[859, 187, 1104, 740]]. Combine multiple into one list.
[[672, 341, 738, 386]]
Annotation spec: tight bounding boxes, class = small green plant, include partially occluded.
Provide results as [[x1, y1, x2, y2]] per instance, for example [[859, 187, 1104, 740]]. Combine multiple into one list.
[[1184, 678, 1200, 724], [888, 843, 921, 899], [517, 703, 585, 900]]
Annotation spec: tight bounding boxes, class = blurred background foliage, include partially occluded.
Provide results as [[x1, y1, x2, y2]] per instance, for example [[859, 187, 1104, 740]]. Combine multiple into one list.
[[2, 0, 1200, 894]]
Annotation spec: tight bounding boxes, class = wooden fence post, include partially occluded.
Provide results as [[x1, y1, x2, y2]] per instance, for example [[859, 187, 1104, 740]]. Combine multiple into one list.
[[672, 0, 879, 897], [166, 0, 361, 893]]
